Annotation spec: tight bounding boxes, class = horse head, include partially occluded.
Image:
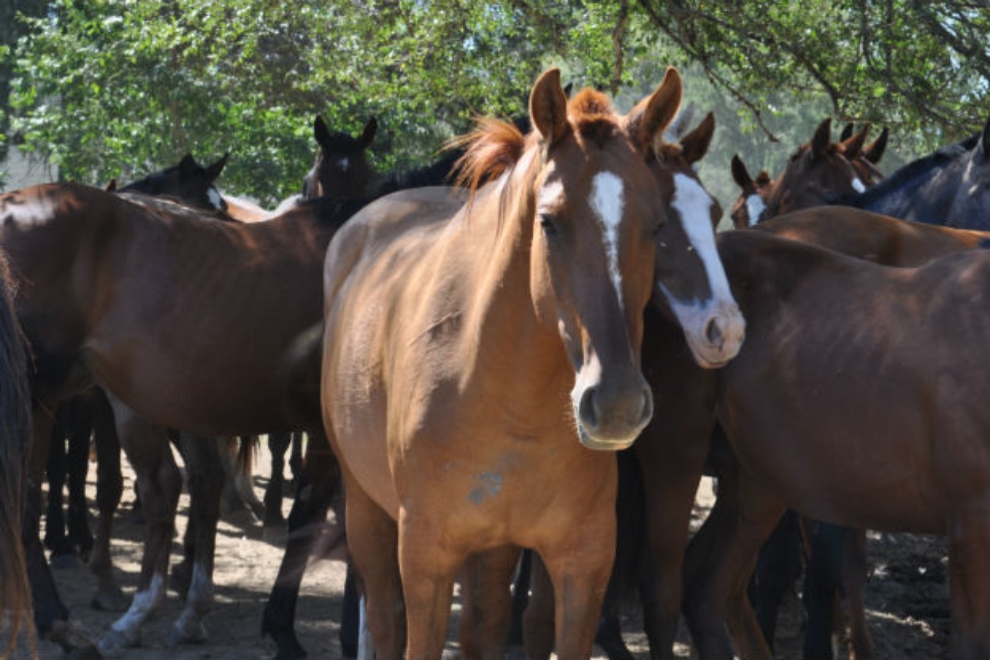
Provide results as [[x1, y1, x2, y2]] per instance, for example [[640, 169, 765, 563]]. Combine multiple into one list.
[[301, 115, 377, 201], [729, 154, 773, 228], [640, 110, 746, 368], [761, 118, 866, 219], [520, 68, 682, 449], [118, 153, 229, 213]]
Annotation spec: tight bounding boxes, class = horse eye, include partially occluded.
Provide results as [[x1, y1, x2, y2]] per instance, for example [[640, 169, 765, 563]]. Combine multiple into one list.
[[539, 213, 558, 235]]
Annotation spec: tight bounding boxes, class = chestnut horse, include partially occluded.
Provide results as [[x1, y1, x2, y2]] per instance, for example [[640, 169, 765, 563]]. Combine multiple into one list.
[[0, 249, 33, 657], [319, 68, 743, 658]]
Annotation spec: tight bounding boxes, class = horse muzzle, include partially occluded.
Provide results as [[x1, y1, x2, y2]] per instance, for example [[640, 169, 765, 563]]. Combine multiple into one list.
[[573, 375, 653, 451]]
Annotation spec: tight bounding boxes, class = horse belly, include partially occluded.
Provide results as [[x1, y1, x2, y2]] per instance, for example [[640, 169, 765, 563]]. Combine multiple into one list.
[[723, 401, 945, 534]]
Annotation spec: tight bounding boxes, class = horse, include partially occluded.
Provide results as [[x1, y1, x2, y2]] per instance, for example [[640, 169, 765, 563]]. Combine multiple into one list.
[[270, 114, 378, 216], [0, 175, 404, 653], [317, 66, 744, 659], [839, 122, 888, 186], [728, 118, 872, 228], [829, 114, 990, 229], [0, 248, 34, 658], [616, 206, 987, 660], [681, 227, 990, 659]]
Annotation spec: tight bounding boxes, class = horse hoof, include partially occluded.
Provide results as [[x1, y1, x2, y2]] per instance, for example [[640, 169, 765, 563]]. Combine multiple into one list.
[[49, 620, 101, 657], [97, 628, 138, 657], [167, 622, 207, 648], [91, 587, 129, 612], [262, 524, 288, 545]]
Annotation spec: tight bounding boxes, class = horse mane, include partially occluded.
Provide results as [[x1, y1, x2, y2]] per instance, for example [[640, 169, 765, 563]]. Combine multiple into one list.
[[449, 88, 621, 199], [450, 118, 527, 196], [830, 133, 980, 207], [114, 191, 235, 222]]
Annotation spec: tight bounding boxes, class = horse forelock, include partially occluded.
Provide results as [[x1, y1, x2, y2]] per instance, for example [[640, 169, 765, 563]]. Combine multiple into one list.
[[568, 89, 620, 144]]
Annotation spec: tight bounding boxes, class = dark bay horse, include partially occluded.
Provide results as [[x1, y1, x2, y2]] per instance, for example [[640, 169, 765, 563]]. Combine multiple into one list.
[[271, 115, 378, 216], [319, 67, 743, 658], [0, 248, 34, 657], [624, 207, 988, 660], [688, 228, 990, 659], [729, 118, 872, 228], [830, 115, 990, 229]]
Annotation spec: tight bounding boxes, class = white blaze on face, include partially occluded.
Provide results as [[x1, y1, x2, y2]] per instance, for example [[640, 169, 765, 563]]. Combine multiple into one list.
[[745, 193, 766, 227], [336, 157, 350, 172], [207, 186, 225, 211], [589, 171, 625, 304], [665, 173, 735, 308], [851, 177, 867, 194]]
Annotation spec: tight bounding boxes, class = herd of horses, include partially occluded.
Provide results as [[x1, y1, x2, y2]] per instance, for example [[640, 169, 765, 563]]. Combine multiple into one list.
[[1, 64, 990, 660]]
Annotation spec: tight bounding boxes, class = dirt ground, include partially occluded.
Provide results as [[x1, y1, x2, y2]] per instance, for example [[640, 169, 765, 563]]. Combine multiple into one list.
[[27, 439, 951, 660]]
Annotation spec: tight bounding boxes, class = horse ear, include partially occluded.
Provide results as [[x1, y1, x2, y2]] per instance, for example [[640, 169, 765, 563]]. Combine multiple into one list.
[[679, 111, 715, 165], [731, 154, 753, 190], [529, 68, 570, 152], [313, 115, 331, 147], [839, 123, 854, 142], [978, 115, 990, 163], [358, 117, 377, 149], [563, 82, 573, 99], [810, 118, 832, 159], [625, 66, 683, 153], [205, 153, 229, 182], [178, 154, 198, 178], [105, 178, 118, 192], [841, 123, 871, 160], [864, 127, 889, 164]]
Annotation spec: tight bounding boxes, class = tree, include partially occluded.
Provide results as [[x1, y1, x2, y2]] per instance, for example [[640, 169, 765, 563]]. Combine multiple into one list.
[[4, 0, 988, 205]]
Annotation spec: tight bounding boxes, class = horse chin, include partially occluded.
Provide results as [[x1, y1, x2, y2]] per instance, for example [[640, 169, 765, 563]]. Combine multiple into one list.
[[576, 425, 639, 452]]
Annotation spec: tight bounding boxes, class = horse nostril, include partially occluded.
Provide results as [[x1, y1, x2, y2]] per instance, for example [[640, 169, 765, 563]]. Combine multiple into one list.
[[705, 316, 723, 348], [579, 387, 599, 431]]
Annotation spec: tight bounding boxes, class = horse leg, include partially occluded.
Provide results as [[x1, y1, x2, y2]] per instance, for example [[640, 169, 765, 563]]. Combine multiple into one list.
[[595, 450, 644, 660], [346, 475, 405, 656], [265, 431, 291, 529], [217, 436, 261, 525], [458, 545, 522, 659], [507, 548, 533, 646], [167, 433, 225, 647], [65, 394, 95, 561], [289, 431, 305, 484], [843, 527, 875, 659], [750, 511, 803, 655], [99, 402, 181, 655], [43, 404, 73, 561], [536, 524, 616, 660], [802, 521, 850, 660], [261, 430, 342, 659], [685, 462, 787, 660], [88, 386, 128, 612], [946, 505, 990, 658], [522, 552, 554, 659]]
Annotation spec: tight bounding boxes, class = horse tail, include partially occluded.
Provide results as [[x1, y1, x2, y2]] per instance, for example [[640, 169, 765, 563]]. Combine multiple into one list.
[[0, 252, 34, 653], [235, 435, 256, 477]]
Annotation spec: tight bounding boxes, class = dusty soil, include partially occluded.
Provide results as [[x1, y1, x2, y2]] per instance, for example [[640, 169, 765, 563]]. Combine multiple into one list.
[[28, 441, 951, 659]]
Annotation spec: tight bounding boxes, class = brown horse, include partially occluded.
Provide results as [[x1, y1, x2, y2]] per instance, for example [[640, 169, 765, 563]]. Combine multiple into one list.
[[622, 207, 988, 659], [689, 228, 990, 660], [729, 118, 871, 228], [319, 67, 742, 658], [0, 249, 34, 657], [0, 183, 383, 653]]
